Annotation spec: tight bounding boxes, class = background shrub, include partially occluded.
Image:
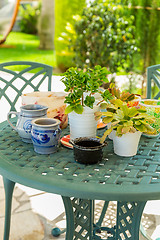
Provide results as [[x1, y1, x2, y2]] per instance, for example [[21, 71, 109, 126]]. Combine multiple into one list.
[[54, 0, 86, 71], [70, 0, 138, 74], [19, 3, 41, 35]]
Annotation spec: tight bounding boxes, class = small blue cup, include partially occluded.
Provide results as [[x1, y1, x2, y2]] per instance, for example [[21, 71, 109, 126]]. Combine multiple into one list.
[[31, 118, 61, 154]]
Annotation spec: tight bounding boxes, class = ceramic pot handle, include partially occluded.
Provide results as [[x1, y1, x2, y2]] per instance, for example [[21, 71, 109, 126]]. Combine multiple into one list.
[[56, 128, 61, 140], [7, 111, 19, 130]]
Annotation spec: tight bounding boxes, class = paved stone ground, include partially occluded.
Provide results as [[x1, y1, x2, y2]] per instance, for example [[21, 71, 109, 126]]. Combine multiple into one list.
[[0, 176, 44, 240]]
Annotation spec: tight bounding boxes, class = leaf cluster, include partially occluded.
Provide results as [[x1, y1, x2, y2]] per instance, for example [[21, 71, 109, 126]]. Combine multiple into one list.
[[71, 0, 139, 73], [61, 65, 110, 114], [108, 83, 135, 102], [19, 3, 41, 34], [95, 99, 156, 143]]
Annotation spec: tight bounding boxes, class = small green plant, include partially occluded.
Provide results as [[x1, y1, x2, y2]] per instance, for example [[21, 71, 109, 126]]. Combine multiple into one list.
[[108, 83, 135, 102], [61, 65, 112, 114], [95, 99, 156, 143]]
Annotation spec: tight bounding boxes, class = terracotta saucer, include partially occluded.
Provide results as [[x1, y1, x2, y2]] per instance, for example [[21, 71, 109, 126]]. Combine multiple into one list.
[[60, 135, 73, 149], [97, 121, 107, 129]]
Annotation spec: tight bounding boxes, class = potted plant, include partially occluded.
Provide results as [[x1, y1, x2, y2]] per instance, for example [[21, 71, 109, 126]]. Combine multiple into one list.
[[104, 83, 140, 140], [61, 65, 112, 140], [107, 83, 136, 103], [95, 99, 156, 157], [139, 99, 160, 135], [107, 83, 141, 106]]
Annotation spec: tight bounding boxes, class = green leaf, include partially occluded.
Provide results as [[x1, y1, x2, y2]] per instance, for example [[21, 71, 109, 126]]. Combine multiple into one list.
[[102, 116, 113, 124], [115, 109, 124, 120], [135, 124, 146, 132], [74, 104, 84, 114], [100, 102, 108, 109], [101, 89, 113, 102], [138, 109, 146, 113], [122, 126, 130, 134], [123, 120, 133, 127], [100, 128, 113, 143], [121, 105, 129, 116], [128, 107, 138, 117], [144, 124, 155, 132], [135, 120, 141, 125], [106, 104, 117, 111], [102, 112, 114, 117], [84, 95, 95, 108], [94, 111, 102, 120], [65, 105, 74, 114], [112, 99, 123, 107], [117, 125, 123, 135], [130, 127, 136, 133], [112, 88, 121, 99], [133, 114, 148, 119], [126, 93, 135, 102], [111, 120, 120, 126]]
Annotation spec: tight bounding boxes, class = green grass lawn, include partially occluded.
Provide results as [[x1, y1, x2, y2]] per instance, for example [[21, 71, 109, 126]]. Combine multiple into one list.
[[0, 32, 56, 68]]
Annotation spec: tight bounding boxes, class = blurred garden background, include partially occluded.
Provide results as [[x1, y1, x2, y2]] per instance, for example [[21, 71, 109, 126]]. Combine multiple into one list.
[[0, 0, 160, 97]]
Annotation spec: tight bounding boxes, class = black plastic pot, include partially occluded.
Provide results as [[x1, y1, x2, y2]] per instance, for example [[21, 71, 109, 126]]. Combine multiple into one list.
[[72, 137, 106, 165]]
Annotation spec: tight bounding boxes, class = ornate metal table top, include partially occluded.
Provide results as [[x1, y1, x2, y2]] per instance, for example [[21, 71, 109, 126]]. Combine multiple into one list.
[[0, 120, 160, 201]]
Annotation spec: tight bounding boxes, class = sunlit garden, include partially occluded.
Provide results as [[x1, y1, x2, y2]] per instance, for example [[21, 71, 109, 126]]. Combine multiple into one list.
[[1, 0, 160, 96], [1, 1, 160, 240], [0, 32, 55, 66]]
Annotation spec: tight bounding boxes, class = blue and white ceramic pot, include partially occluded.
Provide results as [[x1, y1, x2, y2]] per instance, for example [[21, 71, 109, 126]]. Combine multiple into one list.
[[7, 104, 48, 143], [31, 118, 61, 154]]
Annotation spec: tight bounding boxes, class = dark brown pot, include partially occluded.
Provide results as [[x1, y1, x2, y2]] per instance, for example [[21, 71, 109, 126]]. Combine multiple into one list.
[[72, 137, 106, 165]]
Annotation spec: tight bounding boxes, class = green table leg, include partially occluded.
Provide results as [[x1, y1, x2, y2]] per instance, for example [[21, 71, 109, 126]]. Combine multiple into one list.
[[115, 201, 146, 240], [3, 177, 15, 240], [95, 201, 109, 227], [62, 197, 94, 240], [59, 199, 147, 240], [62, 196, 75, 240], [61, 198, 114, 240]]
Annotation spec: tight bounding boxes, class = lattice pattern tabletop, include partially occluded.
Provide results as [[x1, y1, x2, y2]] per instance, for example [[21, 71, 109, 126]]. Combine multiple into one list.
[[1, 120, 160, 201]]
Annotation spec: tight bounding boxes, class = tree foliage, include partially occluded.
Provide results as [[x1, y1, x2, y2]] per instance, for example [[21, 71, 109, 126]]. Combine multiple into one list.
[[121, 0, 160, 72], [69, 0, 138, 74], [55, 0, 86, 71], [19, 3, 41, 35]]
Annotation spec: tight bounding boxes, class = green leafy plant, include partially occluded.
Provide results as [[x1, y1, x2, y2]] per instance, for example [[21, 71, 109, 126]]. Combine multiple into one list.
[[55, 0, 86, 71], [108, 83, 135, 102], [95, 99, 156, 143], [70, 0, 138, 73], [19, 3, 41, 34], [61, 65, 112, 114]]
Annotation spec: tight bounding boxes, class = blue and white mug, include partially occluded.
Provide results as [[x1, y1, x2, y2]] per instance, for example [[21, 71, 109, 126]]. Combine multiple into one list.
[[31, 118, 61, 154], [7, 104, 48, 143]]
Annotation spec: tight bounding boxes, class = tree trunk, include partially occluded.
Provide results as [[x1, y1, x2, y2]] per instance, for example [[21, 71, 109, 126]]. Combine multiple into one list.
[[39, 0, 54, 50]]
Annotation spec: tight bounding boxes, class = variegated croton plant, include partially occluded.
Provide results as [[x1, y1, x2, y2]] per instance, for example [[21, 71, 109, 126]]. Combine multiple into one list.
[[95, 99, 156, 143]]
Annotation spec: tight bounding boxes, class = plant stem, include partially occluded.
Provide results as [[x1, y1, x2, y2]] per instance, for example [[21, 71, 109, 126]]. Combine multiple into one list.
[[82, 93, 84, 106], [97, 100, 104, 105]]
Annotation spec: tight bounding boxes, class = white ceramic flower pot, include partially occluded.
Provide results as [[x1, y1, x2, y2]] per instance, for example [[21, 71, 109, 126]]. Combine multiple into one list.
[[69, 105, 100, 140], [113, 131, 142, 157]]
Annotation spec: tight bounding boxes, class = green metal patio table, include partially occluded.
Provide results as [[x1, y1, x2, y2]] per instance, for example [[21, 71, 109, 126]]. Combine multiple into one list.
[[0, 119, 160, 240]]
